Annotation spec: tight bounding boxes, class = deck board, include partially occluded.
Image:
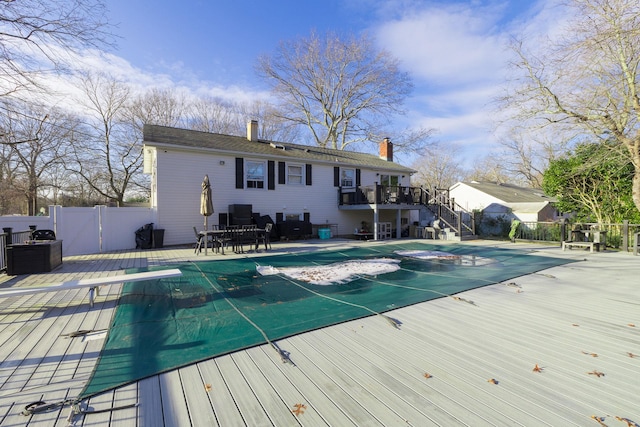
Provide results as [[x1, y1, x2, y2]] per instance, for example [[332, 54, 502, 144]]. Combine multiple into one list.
[[0, 242, 639, 426], [242, 346, 330, 427], [245, 345, 358, 427], [312, 323, 490, 426], [82, 389, 116, 426], [196, 357, 246, 426], [285, 334, 389, 426], [159, 370, 191, 426], [138, 376, 163, 427], [179, 364, 219, 427], [109, 383, 139, 427], [215, 354, 274, 426], [230, 351, 304, 426]]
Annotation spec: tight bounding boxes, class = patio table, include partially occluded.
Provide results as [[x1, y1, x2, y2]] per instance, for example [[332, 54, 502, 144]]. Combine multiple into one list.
[[198, 228, 267, 255]]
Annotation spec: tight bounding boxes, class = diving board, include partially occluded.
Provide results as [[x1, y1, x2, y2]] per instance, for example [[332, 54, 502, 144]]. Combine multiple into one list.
[[0, 268, 182, 307]]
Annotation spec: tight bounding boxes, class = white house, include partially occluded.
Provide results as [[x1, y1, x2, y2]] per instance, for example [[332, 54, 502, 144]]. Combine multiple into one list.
[[448, 181, 559, 223], [143, 122, 425, 246]]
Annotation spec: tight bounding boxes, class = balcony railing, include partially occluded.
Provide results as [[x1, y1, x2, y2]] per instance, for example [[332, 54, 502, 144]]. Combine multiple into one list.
[[431, 189, 475, 237], [338, 185, 428, 206]]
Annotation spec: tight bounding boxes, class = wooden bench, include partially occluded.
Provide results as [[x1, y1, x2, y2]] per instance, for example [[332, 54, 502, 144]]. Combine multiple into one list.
[[0, 268, 182, 307], [562, 241, 600, 253]]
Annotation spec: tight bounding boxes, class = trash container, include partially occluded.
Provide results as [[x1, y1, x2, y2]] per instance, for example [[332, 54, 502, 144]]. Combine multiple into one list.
[[318, 228, 331, 239], [135, 223, 153, 249], [153, 229, 165, 248]]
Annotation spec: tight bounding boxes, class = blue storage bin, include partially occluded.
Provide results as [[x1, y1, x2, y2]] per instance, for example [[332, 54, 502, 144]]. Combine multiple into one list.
[[318, 228, 331, 239]]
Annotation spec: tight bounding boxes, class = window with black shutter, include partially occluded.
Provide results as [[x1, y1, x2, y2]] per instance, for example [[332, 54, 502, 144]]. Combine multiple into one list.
[[278, 162, 286, 185], [235, 158, 244, 189], [268, 161, 275, 190], [306, 164, 312, 185]]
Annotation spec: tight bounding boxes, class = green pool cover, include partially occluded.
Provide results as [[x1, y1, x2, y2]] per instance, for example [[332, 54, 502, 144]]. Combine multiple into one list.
[[80, 242, 574, 399]]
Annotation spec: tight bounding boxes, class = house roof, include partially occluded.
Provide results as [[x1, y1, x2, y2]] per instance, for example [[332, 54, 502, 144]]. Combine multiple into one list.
[[143, 124, 415, 174], [454, 181, 556, 204]]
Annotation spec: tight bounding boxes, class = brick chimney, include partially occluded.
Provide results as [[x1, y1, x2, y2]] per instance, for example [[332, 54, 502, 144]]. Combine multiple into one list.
[[380, 137, 393, 162], [247, 120, 258, 141]]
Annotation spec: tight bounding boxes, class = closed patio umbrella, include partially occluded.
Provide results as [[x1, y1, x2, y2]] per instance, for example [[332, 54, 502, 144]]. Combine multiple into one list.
[[200, 175, 214, 254]]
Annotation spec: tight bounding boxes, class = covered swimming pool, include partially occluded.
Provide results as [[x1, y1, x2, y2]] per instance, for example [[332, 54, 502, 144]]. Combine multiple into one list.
[[80, 242, 575, 399]]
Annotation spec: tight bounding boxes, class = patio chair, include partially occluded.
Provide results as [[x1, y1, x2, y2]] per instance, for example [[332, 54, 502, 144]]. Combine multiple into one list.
[[193, 227, 206, 254], [222, 225, 241, 253], [237, 225, 258, 253], [256, 223, 273, 251], [424, 219, 442, 239]]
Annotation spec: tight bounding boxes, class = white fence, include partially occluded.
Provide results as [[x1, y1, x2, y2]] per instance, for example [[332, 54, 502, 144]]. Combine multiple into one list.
[[0, 205, 158, 256]]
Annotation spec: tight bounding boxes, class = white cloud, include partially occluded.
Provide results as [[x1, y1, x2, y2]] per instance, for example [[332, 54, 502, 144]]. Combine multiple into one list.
[[376, 3, 510, 86], [29, 47, 268, 114], [369, 0, 568, 164]]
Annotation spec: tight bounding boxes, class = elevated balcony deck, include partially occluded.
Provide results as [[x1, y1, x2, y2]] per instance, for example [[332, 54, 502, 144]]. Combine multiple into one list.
[[337, 185, 428, 210]]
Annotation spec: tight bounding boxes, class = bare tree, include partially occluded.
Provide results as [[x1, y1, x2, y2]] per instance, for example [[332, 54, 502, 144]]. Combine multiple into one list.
[[0, 142, 22, 214], [0, 101, 76, 214], [256, 31, 432, 152], [410, 143, 467, 190], [493, 128, 571, 188], [239, 100, 300, 142], [126, 87, 188, 131], [187, 96, 301, 143], [0, 0, 112, 98], [187, 96, 243, 135], [68, 72, 143, 206], [465, 155, 514, 185], [503, 0, 640, 212]]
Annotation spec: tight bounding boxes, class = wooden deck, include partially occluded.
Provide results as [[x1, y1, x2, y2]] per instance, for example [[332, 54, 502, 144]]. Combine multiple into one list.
[[0, 240, 639, 426]]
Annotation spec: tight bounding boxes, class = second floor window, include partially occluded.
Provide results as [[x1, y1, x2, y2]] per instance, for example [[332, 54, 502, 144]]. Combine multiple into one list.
[[287, 164, 303, 185], [246, 161, 265, 189], [341, 168, 355, 187]]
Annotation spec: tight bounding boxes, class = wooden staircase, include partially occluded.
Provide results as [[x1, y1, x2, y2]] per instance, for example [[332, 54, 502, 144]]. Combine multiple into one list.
[[426, 189, 477, 241]]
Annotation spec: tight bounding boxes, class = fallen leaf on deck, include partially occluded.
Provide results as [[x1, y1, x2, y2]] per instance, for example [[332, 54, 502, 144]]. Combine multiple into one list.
[[614, 416, 638, 427], [291, 403, 307, 416], [532, 364, 543, 372], [487, 378, 498, 384], [587, 370, 605, 377], [423, 373, 432, 379], [204, 383, 212, 392]]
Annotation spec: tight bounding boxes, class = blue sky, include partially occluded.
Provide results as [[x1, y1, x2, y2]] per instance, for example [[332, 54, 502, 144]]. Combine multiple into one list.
[[84, 0, 562, 165]]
